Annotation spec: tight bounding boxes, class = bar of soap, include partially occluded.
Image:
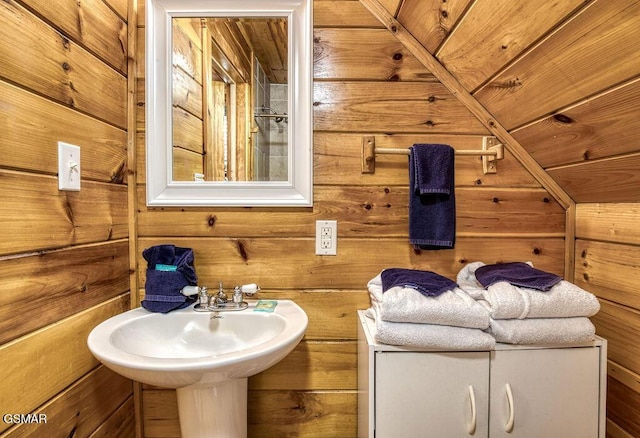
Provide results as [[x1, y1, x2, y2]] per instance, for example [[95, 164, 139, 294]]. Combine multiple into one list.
[[253, 300, 278, 312]]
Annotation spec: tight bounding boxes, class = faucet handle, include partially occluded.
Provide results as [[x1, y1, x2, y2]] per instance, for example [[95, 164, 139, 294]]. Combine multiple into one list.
[[240, 283, 260, 296]]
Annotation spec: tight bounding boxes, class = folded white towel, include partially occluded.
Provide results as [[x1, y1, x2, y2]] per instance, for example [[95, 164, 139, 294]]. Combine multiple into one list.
[[456, 262, 600, 319], [365, 306, 496, 350], [488, 317, 596, 344], [368, 273, 490, 329], [456, 261, 490, 299]]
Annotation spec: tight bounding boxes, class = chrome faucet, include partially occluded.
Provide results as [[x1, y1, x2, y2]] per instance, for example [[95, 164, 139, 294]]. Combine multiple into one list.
[[213, 282, 228, 306], [187, 282, 260, 312]]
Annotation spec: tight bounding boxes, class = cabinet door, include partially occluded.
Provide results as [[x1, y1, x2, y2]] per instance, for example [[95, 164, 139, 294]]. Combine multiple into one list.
[[489, 347, 601, 438], [375, 351, 490, 437]]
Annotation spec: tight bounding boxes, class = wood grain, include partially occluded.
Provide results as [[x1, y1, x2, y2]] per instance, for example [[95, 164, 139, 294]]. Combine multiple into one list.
[[0, 295, 130, 434], [314, 0, 384, 28], [512, 77, 640, 168], [0, 0, 127, 128], [137, 186, 563, 238], [1, 366, 133, 438], [591, 299, 640, 376], [576, 203, 640, 245], [358, 0, 573, 209], [0, 171, 128, 256], [437, 0, 586, 91], [247, 391, 357, 438], [314, 28, 434, 81], [607, 374, 640, 438], [249, 341, 357, 390], [398, 0, 472, 54], [19, 0, 128, 74], [548, 154, 640, 203], [314, 81, 489, 134], [575, 239, 640, 311], [474, 0, 640, 130], [0, 240, 129, 344], [137, 237, 565, 290], [0, 80, 127, 182]]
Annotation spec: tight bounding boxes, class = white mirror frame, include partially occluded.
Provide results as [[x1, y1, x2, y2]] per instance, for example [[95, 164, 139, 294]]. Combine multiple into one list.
[[146, 0, 313, 207]]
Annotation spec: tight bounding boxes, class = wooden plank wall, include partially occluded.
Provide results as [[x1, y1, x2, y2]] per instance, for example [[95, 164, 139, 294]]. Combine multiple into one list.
[[439, 0, 640, 203], [0, 0, 134, 437], [172, 18, 205, 181], [576, 204, 640, 438], [136, 0, 566, 436]]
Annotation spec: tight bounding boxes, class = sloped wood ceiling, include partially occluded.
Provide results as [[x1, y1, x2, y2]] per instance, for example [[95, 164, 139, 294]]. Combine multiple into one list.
[[370, 0, 640, 203]]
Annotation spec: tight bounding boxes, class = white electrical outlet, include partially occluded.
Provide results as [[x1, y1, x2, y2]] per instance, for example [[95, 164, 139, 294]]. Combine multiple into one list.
[[58, 142, 81, 191], [315, 220, 337, 255]]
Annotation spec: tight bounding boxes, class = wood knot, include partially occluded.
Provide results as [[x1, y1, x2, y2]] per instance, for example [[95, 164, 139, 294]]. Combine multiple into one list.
[[581, 250, 587, 258], [553, 114, 573, 124], [428, 96, 436, 103], [388, 74, 399, 82], [62, 62, 71, 72], [207, 215, 217, 227], [425, 120, 435, 127], [493, 78, 522, 89], [392, 52, 403, 61], [236, 240, 249, 262], [475, 179, 482, 185], [492, 197, 499, 203], [441, 10, 448, 18], [583, 273, 590, 281], [543, 197, 550, 203], [384, 187, 390, 193], [391, 25, 397, 33], [532, 248, 541, 255], [363, 203, 372, 210], [459, 258, 467, 264]]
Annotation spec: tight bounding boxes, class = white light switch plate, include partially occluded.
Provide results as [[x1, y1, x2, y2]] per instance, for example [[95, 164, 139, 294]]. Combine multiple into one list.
[[58, 142, 81, 191], [316, 220, 337, 255]]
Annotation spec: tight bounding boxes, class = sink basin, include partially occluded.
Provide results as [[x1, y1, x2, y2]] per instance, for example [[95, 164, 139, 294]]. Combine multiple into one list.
[[88, 300, 307, 388], [87, 300, 307, 437]]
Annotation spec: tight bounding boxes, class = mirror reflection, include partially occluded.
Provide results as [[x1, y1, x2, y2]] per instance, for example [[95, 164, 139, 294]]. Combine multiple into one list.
[[172, 17, 288, 182]]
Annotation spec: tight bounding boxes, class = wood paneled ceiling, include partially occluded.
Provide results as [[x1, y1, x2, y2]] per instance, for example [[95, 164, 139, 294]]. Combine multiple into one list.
[[207, 17, 288, 84], [365, 0, 640, 204]]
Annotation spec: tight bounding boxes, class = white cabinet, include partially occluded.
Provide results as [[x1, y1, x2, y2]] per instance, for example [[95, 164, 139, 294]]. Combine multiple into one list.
[[357, 311, 607, 438]]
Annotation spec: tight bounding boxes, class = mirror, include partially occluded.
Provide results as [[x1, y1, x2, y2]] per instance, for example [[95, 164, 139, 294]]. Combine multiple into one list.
[[146, 0, 313, 207]]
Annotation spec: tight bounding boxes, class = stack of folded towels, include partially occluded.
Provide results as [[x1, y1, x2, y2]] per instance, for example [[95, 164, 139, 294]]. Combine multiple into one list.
[[366, 268, 496, 350], [456, 261, 600, 345], [366, 263, 600, 349]]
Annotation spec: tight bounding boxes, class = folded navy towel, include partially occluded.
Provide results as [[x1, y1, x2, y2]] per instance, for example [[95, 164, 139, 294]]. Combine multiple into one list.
[[475, 262, 562, 291], [141, 245, 198, 313], [409, 144, 456, 249], [381, 268, 458, 298]]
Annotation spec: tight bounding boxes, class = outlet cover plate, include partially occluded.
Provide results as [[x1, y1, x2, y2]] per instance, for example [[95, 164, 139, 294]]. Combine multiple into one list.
[[315, 220, 337, 255]]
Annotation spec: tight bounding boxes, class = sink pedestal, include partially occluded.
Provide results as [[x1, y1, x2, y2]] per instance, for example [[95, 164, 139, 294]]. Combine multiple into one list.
[[177, 379, 248, 438]]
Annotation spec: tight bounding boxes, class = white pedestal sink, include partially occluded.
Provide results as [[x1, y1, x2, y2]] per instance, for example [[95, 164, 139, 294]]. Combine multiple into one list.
[[87, 300, 307, 437]]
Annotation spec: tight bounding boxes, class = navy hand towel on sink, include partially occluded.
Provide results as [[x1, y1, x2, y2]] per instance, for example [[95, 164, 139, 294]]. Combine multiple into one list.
[[141, 245, 198, 313]]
